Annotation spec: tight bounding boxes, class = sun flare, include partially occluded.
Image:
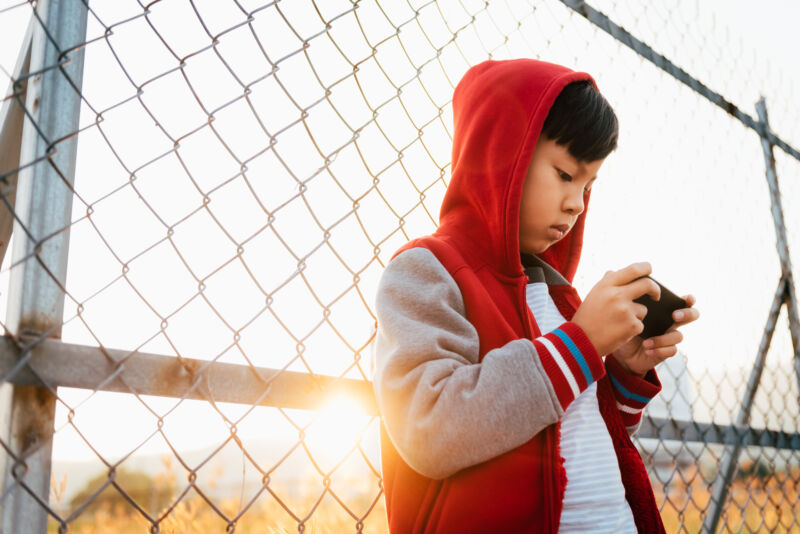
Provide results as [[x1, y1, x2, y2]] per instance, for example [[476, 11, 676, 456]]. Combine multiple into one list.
[[304, 395, 373, 466]]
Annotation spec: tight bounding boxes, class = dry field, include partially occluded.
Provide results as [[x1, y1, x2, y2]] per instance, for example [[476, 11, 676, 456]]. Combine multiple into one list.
[[46, 461, 800, 533]]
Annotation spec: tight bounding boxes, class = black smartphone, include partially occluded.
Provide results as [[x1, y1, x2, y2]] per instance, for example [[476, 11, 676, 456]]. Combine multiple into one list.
[[632, 275, 687, 339]]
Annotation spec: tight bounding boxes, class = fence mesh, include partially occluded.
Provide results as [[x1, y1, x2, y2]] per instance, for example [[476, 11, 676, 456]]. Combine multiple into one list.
[[0, 0, 798, 532]]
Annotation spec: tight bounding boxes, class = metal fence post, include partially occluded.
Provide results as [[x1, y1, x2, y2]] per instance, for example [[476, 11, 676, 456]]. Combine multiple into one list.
[[701, 97, 800, 533], [752, 100, 800, 405], [0, 1, 88, 533], [0, 18, 33, 269], [700, 279, 784, 533], [754, 99, 800, 376]]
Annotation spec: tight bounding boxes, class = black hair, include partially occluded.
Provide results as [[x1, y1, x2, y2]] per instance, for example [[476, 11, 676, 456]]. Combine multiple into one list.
[[540, 80, 618, 162]]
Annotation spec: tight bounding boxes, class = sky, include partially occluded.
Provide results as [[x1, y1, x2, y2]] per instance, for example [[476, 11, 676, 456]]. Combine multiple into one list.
[[0, 0, 798, 492]]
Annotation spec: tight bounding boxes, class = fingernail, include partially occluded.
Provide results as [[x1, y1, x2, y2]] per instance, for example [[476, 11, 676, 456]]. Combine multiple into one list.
[[643, 339, 654, 348], [675, 311, 684, 320]]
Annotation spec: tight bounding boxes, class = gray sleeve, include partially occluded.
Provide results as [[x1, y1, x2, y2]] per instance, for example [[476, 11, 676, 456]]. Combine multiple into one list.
[[372, 247, 563, 480]]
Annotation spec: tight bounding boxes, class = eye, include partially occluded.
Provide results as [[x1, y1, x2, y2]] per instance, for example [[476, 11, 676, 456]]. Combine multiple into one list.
[[559, 169, 591, 193]]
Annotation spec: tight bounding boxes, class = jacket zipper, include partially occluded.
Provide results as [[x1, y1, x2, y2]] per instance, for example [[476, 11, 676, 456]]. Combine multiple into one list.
[[517, 277, 558, 533]]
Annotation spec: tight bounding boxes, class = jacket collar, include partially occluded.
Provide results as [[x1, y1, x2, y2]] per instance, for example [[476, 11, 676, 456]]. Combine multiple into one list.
[[520, 252, 570, 286]]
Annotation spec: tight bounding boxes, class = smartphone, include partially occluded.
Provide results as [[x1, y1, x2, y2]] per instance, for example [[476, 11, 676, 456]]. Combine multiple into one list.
[[632, 275, 687, 339]]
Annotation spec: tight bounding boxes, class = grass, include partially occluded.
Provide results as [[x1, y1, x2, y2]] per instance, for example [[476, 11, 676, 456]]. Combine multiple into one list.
[[46, 458, 800, 533]]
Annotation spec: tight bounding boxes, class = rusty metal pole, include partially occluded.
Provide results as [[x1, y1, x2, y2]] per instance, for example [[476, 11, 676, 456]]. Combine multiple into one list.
[[0, 1, 88, 532]]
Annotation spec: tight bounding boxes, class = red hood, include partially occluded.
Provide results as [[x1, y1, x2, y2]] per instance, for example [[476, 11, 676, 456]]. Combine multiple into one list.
[[434, 58, 598, 284]]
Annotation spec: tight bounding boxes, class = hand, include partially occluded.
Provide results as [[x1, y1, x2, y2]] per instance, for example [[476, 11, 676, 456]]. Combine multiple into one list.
[[611, 294, 700, 377], [572, 262, 661, 356]]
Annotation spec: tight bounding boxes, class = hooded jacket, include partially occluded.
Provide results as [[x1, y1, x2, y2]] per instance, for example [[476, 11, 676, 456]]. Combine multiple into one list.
[[372, 58, 666, 533]]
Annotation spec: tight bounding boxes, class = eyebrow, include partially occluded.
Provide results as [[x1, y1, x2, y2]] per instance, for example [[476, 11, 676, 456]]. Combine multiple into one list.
[[575, 160, 599, 182]]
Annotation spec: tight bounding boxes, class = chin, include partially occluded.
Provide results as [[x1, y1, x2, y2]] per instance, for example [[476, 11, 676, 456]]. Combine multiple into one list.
[[521, 242, 550, 255]]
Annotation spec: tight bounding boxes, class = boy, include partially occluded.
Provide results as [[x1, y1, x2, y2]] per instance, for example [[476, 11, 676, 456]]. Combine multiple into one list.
[[372, 58, 699, 533]]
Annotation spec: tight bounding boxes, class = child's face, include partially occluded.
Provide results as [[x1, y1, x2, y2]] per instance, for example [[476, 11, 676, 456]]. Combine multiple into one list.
[[519, 135, 606, 254]]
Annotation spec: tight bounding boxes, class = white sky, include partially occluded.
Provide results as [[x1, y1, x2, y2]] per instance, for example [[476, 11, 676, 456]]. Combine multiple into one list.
[[0, 0, 798, 476]]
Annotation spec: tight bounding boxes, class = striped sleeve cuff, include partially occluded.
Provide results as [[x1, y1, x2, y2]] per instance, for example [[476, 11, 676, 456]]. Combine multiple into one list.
[[606, 355, 662, 427], [531, 321, 605, 412]]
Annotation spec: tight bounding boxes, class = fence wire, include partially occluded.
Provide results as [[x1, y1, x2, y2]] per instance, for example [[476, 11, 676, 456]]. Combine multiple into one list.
[[0, 0, 798, 533]]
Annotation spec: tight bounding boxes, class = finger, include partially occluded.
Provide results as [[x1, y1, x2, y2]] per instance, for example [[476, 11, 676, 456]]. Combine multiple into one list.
[[607, 262, 652, 286], [633, 302, 648, 321], [671, 295, 698, 322], [672, 307, 700, 324], [643, 345, 678, 360], [623, 277, 661, 302], [642, 330, 683, 349]]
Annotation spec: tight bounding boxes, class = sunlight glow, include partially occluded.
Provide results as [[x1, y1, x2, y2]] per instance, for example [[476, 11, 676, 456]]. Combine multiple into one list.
[[304, 395, 372, 470]]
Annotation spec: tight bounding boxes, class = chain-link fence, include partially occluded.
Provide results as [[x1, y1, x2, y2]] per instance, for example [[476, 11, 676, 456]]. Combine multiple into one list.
[[0, 0, 798, 532]]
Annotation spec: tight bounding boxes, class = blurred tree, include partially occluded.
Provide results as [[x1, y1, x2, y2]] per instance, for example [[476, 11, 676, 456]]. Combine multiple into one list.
[[69, 467, 175, 517], [736, 459, 773, 481]]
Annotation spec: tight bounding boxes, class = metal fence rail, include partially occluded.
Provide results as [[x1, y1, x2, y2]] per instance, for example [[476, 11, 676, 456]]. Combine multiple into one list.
[[0, 0, 798, 532]]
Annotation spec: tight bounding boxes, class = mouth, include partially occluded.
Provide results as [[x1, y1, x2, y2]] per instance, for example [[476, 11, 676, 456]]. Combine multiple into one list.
[[548, 224, 569, 240]]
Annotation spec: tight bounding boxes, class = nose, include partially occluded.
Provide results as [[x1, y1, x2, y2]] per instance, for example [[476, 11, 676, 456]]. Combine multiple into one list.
[[563, 188, 585, 216]]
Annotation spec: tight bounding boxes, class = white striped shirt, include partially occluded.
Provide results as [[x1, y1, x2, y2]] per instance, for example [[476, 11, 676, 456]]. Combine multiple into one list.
[[525, 281, 637, 533]]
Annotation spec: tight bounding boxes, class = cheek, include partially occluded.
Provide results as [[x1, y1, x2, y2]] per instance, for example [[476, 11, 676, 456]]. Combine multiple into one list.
[[519, 194, 545, 225], [518, 200, 532, 231]]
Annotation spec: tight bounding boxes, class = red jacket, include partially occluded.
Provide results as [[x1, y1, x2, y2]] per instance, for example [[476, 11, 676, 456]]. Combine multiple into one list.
[[376, 58, 666, 533]]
